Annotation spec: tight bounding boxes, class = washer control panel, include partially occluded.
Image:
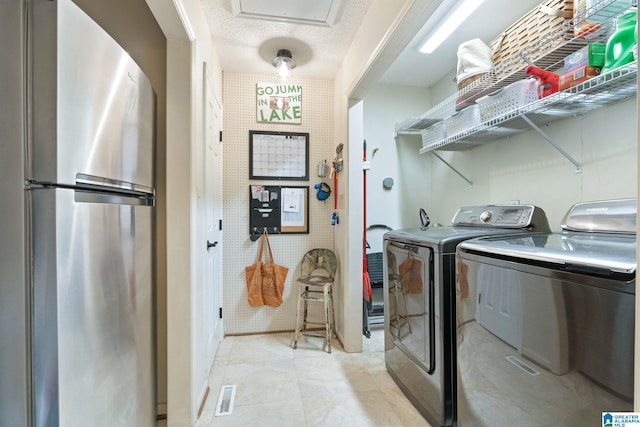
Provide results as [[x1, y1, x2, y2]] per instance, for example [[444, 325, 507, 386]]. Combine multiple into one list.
[[452, 205, 535, 228]]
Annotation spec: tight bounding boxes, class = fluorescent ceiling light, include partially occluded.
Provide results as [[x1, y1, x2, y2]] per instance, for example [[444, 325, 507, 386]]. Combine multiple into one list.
[[419, 0, 485, 54]]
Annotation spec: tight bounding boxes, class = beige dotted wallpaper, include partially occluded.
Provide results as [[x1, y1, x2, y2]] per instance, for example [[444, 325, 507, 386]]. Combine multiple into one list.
[[222, 72, 336, 335]]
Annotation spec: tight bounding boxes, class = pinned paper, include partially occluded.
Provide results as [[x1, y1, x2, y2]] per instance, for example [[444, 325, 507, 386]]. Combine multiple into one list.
[[282, 188, 305, 227], [283, 189, 301, 212]]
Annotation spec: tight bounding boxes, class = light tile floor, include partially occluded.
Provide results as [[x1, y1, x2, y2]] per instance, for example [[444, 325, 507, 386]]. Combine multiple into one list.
[[160, 326, 431, 426]]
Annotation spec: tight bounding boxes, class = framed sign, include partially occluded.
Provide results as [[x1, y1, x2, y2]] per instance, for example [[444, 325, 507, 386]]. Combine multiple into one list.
[[249, 130, 309, 180], [257, 83, 302, 124]]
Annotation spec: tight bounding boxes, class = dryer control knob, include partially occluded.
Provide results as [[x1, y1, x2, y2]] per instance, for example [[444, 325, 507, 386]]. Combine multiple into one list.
[[480, 211, 492, 223]]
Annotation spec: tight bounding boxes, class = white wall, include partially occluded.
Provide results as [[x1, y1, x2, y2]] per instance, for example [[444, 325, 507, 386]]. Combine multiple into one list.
[[409, 65, 637, 228], [392, 96, 637, 229], [361, 81, 635, 247], [147, 0, 224, 424], [347, 101, 365, 346], [333, 0, 427, 352], [363, 84, 432, 251]]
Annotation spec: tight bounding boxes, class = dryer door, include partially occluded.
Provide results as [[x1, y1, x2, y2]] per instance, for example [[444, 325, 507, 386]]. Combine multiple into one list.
[[384, 241, 435, 373]]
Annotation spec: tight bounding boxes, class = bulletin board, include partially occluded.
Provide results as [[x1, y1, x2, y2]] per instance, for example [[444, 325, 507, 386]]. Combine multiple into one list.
[[280, 186, 308, 233], [250, 185, 309, 238], [249, 131, 309, 180]]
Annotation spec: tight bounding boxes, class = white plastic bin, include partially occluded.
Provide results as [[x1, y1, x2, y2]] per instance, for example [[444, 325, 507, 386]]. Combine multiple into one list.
[[477, 78, 539, 122], [421, 121, 446, 148], [444, 104, 481, 136]]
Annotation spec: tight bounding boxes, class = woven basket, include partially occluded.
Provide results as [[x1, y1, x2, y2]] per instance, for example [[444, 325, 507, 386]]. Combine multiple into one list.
[[455, 72, 497, 110], [457, 72, 487, 90], [491, 0, 574, 71]]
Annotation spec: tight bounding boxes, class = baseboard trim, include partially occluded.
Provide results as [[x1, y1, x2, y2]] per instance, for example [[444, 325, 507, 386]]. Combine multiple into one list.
[[157, 402, 168, 420], [197, 386, 210, 418]]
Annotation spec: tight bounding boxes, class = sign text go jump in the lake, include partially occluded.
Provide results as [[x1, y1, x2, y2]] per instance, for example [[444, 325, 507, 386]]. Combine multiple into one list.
[[257, 83, 302, 124]]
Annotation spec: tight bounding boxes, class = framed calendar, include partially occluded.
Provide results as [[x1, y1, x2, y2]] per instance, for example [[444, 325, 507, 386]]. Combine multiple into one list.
[[249, 131, 309, 180]]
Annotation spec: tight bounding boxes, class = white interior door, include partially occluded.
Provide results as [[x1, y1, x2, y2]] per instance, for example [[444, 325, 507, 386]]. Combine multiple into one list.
[[204, 65, 224, 365]]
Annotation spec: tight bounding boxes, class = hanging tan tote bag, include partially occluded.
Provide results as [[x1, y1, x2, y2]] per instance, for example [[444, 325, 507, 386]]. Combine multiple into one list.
[[399, 250, 423, 294], [245, 230, 289, 307]]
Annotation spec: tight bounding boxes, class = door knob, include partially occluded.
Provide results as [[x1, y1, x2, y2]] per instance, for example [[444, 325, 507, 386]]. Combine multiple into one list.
[[207, 240, 218, 250]]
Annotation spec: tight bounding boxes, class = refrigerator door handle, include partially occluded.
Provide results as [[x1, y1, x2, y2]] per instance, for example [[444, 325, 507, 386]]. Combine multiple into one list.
[[76, 173, 155, 196], [74, 189, 154, 206]]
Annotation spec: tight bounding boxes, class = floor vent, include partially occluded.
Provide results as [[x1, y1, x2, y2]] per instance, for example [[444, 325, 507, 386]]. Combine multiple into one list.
[[505, 355, 540, 376], [215, 385, 236, 416]]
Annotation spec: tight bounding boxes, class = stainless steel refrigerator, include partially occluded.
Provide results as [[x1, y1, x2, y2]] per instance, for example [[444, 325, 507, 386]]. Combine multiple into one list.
[[1, 0, 156, 425]]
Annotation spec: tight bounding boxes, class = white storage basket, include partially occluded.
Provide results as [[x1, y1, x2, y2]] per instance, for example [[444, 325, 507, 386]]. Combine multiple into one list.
[[421, 121, 447, 148], [444, 104, 481, 136], [477, 78, 539, 122]]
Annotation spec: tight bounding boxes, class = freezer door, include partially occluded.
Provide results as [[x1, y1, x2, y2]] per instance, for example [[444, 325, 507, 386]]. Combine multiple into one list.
[[31, 187, 154, 427], [30, 0, 155, 188]]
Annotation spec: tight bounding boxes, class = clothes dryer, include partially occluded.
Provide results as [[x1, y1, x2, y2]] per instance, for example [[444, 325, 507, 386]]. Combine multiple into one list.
[[383, 204, 550, 427]]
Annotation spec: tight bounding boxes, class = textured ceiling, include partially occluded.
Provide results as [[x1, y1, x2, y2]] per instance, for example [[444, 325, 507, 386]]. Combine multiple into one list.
[[201, 0, 372, 79], [202, 0, 552, 88], [379, 0, 544, 87]]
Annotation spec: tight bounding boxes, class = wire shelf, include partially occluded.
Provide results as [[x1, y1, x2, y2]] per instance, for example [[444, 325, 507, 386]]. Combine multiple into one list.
[[398, 0, 637, 153], [418, 61, 637, 153]]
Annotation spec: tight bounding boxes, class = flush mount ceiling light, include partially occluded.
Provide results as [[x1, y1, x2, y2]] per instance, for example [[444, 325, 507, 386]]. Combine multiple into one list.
[[419, 0, 485, 54], [272, 49, 296, 80]]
